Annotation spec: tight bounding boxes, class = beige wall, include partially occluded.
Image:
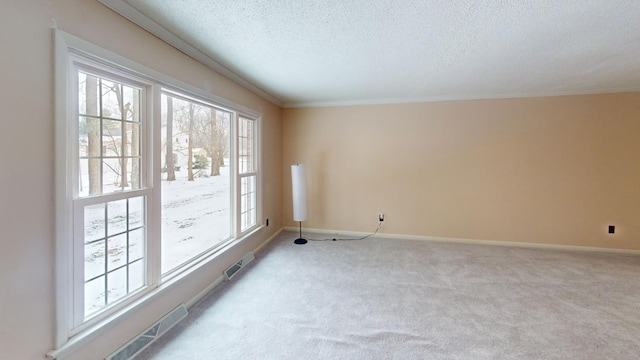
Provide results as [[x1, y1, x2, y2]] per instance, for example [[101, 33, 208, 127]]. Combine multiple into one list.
[[283, 93, 640, 250], [0, 1, 281, 359], [1, 1, 638, 359]]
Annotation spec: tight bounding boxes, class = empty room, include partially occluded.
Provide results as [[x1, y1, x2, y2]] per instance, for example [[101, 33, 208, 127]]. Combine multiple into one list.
[[1, 1, 640, 359]]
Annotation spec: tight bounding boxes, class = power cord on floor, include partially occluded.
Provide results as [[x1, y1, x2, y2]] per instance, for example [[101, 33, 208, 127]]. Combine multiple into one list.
[[306, 221, 383, 241]]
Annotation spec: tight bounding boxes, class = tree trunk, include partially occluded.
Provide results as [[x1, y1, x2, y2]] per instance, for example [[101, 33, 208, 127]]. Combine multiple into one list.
[[187, 103, 194, 181], [86, 75, 101, 195], [130, 91, 140, 188], [209, 108, 220, 176], [165, 95, 176, 181], [116, 85, 129, 188]]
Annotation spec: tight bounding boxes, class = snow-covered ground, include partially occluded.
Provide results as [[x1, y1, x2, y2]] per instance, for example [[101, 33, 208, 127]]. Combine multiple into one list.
[[83, 162, 231, 316], [161, 165, 231, 272]]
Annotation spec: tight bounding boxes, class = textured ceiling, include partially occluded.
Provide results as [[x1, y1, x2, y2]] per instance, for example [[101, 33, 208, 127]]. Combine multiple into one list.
[[103, 0, 640, 107]]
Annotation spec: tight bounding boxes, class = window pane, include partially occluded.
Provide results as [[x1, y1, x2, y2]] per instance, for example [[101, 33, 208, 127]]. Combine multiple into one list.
[[129, 228, 144, 261], [85, 275, 105, 317], [160, 93, 231, 274], [107, 266, 127, 303], [129, 196, 144, 229], [102, 120, 122, 158], [238, 117, 255, 174], [85, 240, 105, 281], [122, 130, 131, 157], [84, 203, 106, 243], [82, 197, 147, 320], [101, 80, 122, 120], [102, 159, 121, 193], [129, 259, 145, 292], [77, 73, 142, 198], [107, 233, 127, 271], [78, 117, 96, 158], [79, 73, 100, 117], [107, 199, 127, 236], [121, 157, 140, 191], [240, 175, 257, 231], [122, 86, 138, 122]]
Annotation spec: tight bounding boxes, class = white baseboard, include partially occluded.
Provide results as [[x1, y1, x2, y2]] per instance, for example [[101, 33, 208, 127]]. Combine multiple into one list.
[[254, 227, 284, 254], [186, 227, 284, 309], [185, 276, 225, 309], [285, 226, 640, 256]]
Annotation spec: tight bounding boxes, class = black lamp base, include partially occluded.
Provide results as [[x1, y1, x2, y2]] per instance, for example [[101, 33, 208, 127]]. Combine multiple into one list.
[[294, 221, 307, 245]]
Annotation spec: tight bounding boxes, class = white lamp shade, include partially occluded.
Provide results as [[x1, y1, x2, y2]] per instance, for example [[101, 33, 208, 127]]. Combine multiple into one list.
[[291, 164, 308, 222]]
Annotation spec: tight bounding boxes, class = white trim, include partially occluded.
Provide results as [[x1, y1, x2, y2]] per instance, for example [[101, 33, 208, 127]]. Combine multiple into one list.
[[96, 0, 283, 107], [184, 276, 225, 309], [53, 26, 73, 348], [256, 116, 263, 234], [237, 114, 260, 234], [231, 112, 239, 237], [254, 228, 283, 254], [184, 227, 283, 309], [286, 227, 640, 256], [148, 83, 162, 286], [283, 89, 640, 108]]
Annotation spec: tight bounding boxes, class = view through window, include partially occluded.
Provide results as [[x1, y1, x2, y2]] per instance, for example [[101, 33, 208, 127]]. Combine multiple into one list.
[[160, 92, 232, 274]]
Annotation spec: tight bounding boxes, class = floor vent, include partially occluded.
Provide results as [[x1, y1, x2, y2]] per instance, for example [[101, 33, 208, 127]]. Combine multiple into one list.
[[106, 304, 188, 360], [224, 251, 255, 280]]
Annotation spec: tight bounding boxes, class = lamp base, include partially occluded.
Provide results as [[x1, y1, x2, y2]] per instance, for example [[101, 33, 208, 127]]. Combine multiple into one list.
[[294, 238, 308, 245]]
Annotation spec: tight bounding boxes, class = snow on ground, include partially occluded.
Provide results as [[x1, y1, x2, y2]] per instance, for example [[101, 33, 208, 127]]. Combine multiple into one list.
[[161, 165, 231, 272], [83, 162, 231, 316]]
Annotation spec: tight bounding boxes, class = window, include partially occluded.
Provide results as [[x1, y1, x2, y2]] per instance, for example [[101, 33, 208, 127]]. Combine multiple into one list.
[[55, 31, 262, 341], [238, 116, 258, 232], [160, 91, 232, 274], [74, 69, 150, 327]]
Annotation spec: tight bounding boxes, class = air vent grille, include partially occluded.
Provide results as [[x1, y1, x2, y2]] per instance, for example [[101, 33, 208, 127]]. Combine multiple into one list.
[[106, 304, 188, 360], [224, 252, 255, 280]]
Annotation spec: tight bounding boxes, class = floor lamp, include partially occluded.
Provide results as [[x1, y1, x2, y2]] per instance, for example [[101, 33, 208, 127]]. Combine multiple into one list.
[[291, 164, 307, 244]]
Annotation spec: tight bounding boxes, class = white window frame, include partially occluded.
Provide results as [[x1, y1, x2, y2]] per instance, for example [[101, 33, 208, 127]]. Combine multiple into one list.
[[53, 28, 262, 353], [70, 62, 155, 333], [236, 114, 260, 234]]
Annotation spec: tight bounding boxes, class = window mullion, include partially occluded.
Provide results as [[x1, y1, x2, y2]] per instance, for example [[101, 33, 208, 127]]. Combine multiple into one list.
[[230, 111, 239, 237], [98, 78, 104, 197], [148, 84, 162, 285]]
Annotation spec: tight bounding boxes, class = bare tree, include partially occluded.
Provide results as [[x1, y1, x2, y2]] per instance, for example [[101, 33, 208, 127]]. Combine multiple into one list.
[[86, 75, 101, 195], [209, 108, 220, 176], [187, 103, 195, 181], [114, 85, 129, 188], [203, 108, 229, 176], [102, 82, 135, 189], [130, 91, 140, 188], [165, 95, 176, 181]]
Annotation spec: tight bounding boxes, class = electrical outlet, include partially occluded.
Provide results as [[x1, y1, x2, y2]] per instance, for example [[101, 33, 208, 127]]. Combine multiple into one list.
[[379, 213, 384, 222]]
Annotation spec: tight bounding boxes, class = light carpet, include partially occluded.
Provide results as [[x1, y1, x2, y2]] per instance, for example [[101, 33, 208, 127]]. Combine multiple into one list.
[[136, 230, 640, 359]]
